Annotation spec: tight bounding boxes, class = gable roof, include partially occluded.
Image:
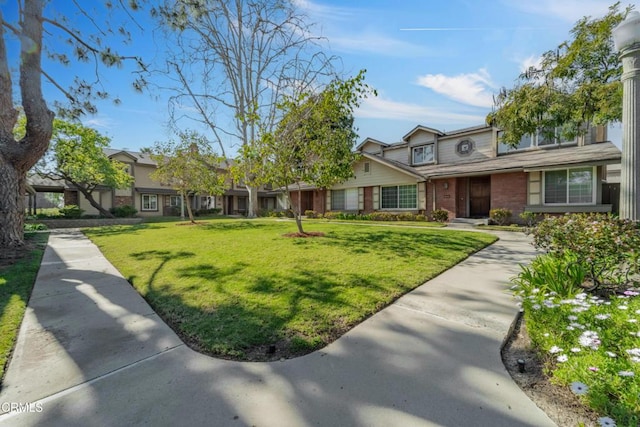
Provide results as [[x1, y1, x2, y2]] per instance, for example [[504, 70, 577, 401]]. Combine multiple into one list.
[[402, 125, 444, 141], [413, 142, 621, 179], [361, 152, 424, 179], [355, 137, 389, 152], [104, 148, 157, 166]]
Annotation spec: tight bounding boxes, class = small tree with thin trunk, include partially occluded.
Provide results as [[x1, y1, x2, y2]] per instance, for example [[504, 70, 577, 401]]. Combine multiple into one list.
[[261, 71, 375, 234], [148, 131, 228, 223], [32, 119, 133, 218]]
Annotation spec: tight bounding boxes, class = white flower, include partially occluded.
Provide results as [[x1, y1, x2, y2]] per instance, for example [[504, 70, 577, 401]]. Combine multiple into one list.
[[568, 315, 578, 321], [631, 356, 640, 363], [578, 331, 601, 350], [532, 304, 541, 310], [557, 354, 569, 363], [606, 351, 617, 358], [595, 314, 610, 320], [549, 346, 563, 354], [626, 348, 640, 357], [566, 326, 575, 331], [636, 309, 640, 314], [618, 370, 635, 377], [571, 347, 581, 353], [543, 333, 550, 337], [619, 305, 629, 310], [570, 381, 589, 395], [598, 416, 617, 427], [628, 319, 638, 323]]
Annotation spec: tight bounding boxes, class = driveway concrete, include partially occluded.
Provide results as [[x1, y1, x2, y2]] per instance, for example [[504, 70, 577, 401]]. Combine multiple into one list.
[[0, 228, 554, 427]]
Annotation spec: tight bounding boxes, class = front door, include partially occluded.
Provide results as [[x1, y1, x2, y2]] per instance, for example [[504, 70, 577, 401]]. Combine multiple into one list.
[[469, 176, 490, 217]]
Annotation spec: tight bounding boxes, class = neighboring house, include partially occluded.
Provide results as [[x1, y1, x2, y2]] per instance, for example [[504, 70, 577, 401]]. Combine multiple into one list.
[[28, 149, 278, 217], [287, 123, 622, 222]]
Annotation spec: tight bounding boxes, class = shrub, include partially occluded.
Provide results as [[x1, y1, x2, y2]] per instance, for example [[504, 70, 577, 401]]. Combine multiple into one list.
[[58, 205, 84, 219], [415, 214, 427, 222], [323, 211, 339, 219], [195, 208, 221, 216], [369, 212, 396, 221], [24, 223, 47, 231], [489, 208, 512, 225], [304, 210, 319, 219], [512, 252, 586, 298], [519, 211, 539, 227], [532, 214, 640, 292], [397, 212, 416, 221], [431, 209, 449, 223], [110, 205, 138, 218]]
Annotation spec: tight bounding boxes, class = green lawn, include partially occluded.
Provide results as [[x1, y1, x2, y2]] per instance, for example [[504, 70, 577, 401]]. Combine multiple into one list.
[[0, 232, 48, 381], [85, 219, 496, 360]]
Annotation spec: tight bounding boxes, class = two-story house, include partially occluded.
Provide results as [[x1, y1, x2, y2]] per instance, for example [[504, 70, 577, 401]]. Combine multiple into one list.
[[60, 149, 278, 217], [288, 123, 622, 222]]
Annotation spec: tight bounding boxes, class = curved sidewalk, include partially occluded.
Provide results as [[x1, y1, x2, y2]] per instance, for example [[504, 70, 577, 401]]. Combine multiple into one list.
[[0, 229, 554, 427]]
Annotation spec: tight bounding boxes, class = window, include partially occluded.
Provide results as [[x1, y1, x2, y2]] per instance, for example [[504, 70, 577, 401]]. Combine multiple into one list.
[[141, 194, 158, 211], [544, 167, 594, 205], [331, 189, 345, 210], [331, 189, 357, 210], [169, 195, 182, 207], [381, 185, 417, 209], [363, 162, 371, 174], [412, 145, 434, 164], [498, 128, 577, 154]]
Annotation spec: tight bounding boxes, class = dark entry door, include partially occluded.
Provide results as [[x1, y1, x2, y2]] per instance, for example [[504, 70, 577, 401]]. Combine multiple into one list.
[[469, 176, 490, 217]]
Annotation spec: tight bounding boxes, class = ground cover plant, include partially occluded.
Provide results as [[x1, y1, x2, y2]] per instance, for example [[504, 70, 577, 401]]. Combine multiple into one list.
[[0, 232, 48, 381], [512, 214, 640, 426], [85, 219, 496, 360]]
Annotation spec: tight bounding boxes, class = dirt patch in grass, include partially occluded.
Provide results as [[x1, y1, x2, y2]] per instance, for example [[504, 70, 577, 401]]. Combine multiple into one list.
[[282, 231, 325, 238], [502, 315, 600, 426], [0, 240, 39, 268]]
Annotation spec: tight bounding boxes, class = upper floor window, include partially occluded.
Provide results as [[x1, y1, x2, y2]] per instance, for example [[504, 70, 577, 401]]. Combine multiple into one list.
[[412, 145, 434, 165], [363, 162, 371, 174], [498, 128, 576, 154]]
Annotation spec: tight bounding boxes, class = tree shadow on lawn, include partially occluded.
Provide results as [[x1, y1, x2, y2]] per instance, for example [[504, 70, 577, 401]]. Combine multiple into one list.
[[126, 248, 389, 361], [321, 228, 495, 258]]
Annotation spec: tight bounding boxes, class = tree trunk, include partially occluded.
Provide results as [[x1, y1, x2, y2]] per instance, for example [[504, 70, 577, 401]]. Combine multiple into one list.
[[246, 185, 259, 218], [295, 183, 305, 234], [185, 193, 195, 223], [74, 184, 114, 218], [0, 156, 27, 248]]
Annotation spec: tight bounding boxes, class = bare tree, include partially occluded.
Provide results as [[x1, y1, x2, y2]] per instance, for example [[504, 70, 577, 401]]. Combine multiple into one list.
[[0, 1, 147, 249], [153, 0, 336, 217]]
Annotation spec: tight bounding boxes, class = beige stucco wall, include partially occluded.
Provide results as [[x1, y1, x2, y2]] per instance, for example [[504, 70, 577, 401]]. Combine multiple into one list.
[[77, 190, 113, 215]]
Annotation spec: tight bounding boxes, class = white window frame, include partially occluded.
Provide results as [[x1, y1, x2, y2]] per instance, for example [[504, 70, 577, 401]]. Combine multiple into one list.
[[141, 194, 158, 211], [412, 144, 434, 165], [381, 185, 417, 210], [169, 195, 182, 207], [542, 166, 596, 205], [498, 128, 577, 154]]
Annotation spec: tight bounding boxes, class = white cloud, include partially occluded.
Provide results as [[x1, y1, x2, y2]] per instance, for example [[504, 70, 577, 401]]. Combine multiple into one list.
[[82, 116, 114, 129], [416, 69, 497, 108], [506, 0, 616, 22], [329, 33, 432, 57], [518, 54, 542, 73], [355, 96, 486, 125]]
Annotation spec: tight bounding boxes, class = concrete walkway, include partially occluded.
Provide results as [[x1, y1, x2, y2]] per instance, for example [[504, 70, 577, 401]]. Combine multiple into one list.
[[0, 229, 555, 427]]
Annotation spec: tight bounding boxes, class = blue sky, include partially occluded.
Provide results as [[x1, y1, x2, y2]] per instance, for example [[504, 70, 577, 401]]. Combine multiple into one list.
[[4, 0, 634, 153]]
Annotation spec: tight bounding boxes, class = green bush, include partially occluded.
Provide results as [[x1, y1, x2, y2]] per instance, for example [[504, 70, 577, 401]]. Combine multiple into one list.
[[323, 211, 340, 219], [415, 214, 427, 222], [109, 205, 138, 218], [59, 205, 84, 219], [194, 208, 221, 216], [397, 212, 416, 221], [489, 208, 512, 225], [368, 212, 396, 221], [532, 214, 640, 292], [24, 223, 47, 231], [304, 210, 320, 219], [431, 209, 449, 223], [519, 211, 539, 227], [512, 252, 586, 298]]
